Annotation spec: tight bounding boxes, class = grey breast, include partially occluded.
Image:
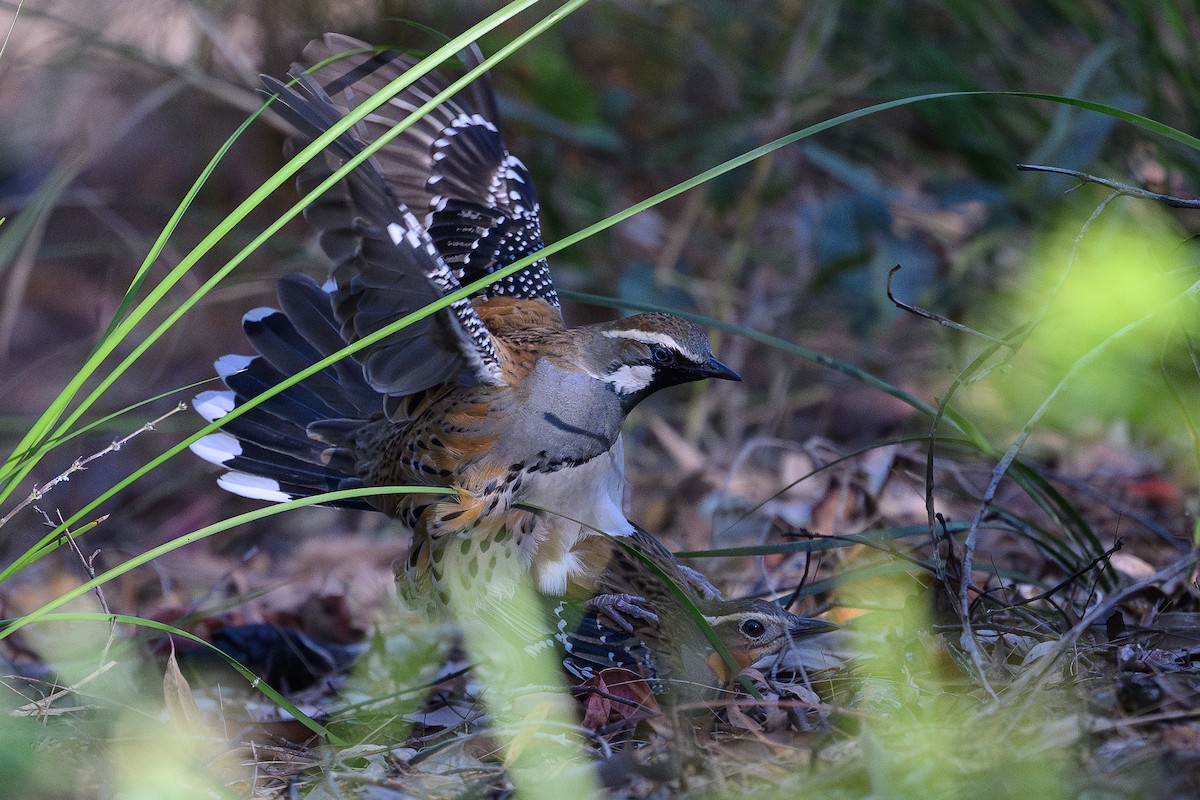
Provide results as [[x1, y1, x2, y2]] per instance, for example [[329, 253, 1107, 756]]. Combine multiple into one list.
[[497, 359, 625, 470]]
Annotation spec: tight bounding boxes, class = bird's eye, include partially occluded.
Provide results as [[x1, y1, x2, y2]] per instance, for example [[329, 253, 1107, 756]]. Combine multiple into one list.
[[650, 344, 672, 364], [740, 619, 767, 638]]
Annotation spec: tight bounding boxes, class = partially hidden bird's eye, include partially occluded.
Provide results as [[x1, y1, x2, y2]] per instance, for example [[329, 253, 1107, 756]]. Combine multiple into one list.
[[650, 344, 672, 363], [740, 618, 767, 638]]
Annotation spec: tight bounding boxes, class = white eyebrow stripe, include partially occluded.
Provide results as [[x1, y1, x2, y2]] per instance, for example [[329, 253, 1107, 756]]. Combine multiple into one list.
[[601, 329, 678, 347], [602, 328, 705, 361], [707, 612, 753, 624]]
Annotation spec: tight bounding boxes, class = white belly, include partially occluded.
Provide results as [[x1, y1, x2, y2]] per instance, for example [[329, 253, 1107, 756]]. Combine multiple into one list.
[[521, 437, 635, 595]]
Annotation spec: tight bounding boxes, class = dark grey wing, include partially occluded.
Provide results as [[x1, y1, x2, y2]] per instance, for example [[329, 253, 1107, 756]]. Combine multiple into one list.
[[298, 33, 559, 310], [263, 73, 504, 399]]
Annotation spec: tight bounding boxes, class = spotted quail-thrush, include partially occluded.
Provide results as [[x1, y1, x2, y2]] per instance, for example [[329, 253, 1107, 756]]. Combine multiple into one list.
[[545, 525, 836, 708], [190, 35, 738, 613]]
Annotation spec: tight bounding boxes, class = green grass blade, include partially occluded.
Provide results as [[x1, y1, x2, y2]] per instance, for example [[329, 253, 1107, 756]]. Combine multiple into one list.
[[611, 535, 757, 699], [8, 71, 1190, 602], [674, 522, 965, 558]]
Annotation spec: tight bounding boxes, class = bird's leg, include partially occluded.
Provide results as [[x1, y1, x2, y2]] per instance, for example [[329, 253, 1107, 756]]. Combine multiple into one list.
[[676, 564, 722, 600], [587, 593, 658, 634]]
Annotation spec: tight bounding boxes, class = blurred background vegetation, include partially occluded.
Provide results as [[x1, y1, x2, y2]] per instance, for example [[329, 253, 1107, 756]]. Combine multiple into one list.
[[1, 1, 1199, 797]]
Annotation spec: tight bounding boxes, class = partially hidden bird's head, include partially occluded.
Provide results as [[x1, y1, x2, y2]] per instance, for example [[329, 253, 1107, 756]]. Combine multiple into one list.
[[701, 599, 837, 683], [587, 312, 740, 411]]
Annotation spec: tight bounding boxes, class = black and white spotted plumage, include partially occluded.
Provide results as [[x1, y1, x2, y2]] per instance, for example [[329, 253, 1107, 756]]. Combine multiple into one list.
[[554, 597, 657, 683], [294, 33, 558, 308], [263, 71, 506, 401]]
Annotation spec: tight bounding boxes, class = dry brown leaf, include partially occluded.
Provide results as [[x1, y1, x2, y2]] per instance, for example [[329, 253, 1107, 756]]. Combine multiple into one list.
[[578, 667, 659, 729], [163, 645, 202, 729]]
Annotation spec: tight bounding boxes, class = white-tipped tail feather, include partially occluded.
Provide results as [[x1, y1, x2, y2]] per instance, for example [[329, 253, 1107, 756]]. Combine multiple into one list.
[[193, 390, 235, 422], [217, 472, 295, 503], [190, 274, 379, 512], [188, 432, 241, 465], [214, 353, 254, 378]]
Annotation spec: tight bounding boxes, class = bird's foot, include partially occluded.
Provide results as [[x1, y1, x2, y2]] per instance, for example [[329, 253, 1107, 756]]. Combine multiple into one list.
[[677, 565, 722, 600], [587, 593, 658, 634]]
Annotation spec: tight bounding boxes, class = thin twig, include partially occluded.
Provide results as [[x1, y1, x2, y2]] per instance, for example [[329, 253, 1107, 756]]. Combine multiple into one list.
[[0, 402, 187, 529], [956, 297, 1185, 695], [10, 660, 118, 719], [0, 0, 22, 63], [887, 265, 1009, 344], [1018, 163, 1200, 209], [1041, 470, 1183, 549], [937, 192, 1122, 694], [39, 508, 112, 617], [572, 682, 651, 712], [1040, 191, 1121, 316], [1007, 539, 1122, 609]]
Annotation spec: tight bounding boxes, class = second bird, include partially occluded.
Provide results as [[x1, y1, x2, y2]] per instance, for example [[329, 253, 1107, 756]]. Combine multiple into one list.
[[191, 35, 739, 613], [553, 526, 836, 710]]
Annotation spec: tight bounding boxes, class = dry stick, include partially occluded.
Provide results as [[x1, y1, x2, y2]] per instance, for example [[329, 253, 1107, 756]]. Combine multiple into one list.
[[1017, 163, 1200, 209], [952, 191, 1129, 688], [1043, 471, 1182, 548], [36, 507, 112, 618], [886, 266, 1008, 344], [0, 402, 187, 529], [10, 659, 119, 719], [888, 271, 1021, 696], [37, 507, 123, 665], [1005, 539, 1123, 610], [0, 0, 22, 63]]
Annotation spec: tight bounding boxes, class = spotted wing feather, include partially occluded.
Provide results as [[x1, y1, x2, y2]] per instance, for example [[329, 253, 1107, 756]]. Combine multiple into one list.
[[297, 34, 559, 309], [264, 73, 504, 398], [554, 599, 660, 686]]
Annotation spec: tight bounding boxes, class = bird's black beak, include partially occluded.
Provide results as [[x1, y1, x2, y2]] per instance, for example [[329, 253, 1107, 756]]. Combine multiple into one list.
[[650, 355, 742, 401], [789, 617, 839, 638], [702, 356, 741, 382]]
